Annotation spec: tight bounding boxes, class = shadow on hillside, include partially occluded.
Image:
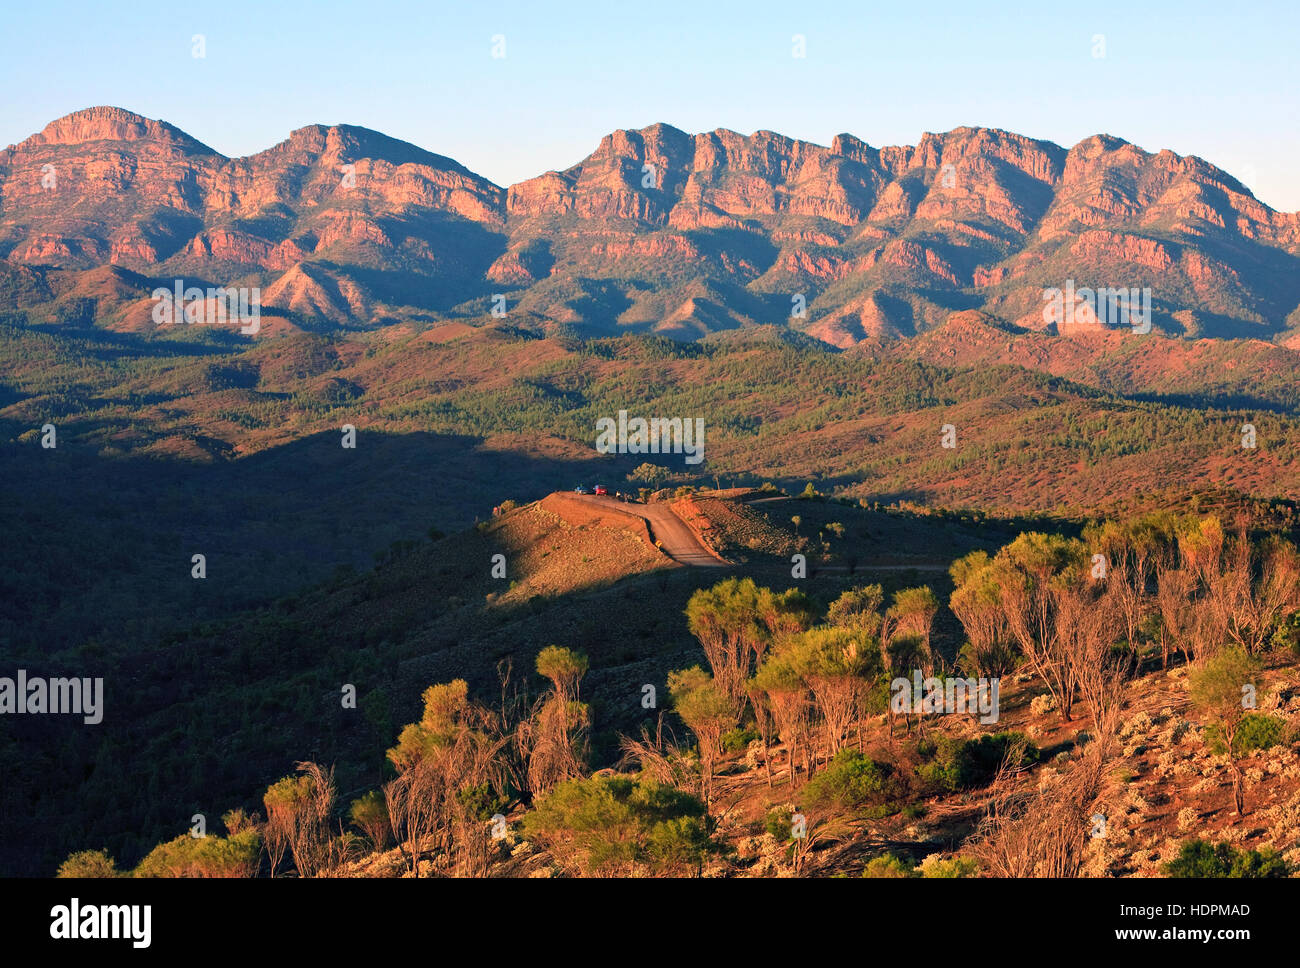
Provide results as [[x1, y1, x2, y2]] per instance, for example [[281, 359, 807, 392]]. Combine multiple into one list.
[[0, 421, 692, 875], [0, 421, 651, 658]]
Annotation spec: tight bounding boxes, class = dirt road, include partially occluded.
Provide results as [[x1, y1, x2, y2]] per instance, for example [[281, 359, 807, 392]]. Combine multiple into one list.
[[569, 494, 729, 567]]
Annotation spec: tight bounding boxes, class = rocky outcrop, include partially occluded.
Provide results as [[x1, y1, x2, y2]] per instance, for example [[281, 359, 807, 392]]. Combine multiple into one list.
[[807, 292, 913, 346], [262, 262, 368, 324]]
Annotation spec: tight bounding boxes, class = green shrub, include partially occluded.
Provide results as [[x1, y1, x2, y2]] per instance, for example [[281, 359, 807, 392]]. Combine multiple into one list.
[[862, 853, 913, 877], [645, 815, 713, 870], [57, 849, 120, 878], [348, 790, 391, 848], [1162, 839, 1288, 878], [1162, 839, 1291, 878], [918, 854, 979, 878], [1270, 612, 1300, 657], [456, 781, 510, 822], [917, 732, 1038, 793], [523, 774, 711, 876], [1206, 713, 1287, 756], [802, 750, 902, 816], [957, 639, 1019, 678], [133, 830, 262, 878], [765, 806, 797, 841], [631, 463, 671, 487], [722, 726, 761, 753], [861, 851, 977, 878]]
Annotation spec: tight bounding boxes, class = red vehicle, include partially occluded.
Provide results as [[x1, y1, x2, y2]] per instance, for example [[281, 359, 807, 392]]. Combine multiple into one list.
[[594, 484, 609, 496]]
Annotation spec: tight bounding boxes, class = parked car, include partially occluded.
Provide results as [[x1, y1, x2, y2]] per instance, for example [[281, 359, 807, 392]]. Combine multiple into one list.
[[574, 484, 592, 495], [594, 484, 609, 495]]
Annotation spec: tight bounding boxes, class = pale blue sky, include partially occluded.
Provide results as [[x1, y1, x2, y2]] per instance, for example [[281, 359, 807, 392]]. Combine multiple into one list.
[[2, 0, 1296, 210]]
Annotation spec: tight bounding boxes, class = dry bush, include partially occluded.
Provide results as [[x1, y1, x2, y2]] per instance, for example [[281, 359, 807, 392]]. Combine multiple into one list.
[[386, 723, 510, 876], [262, 761, 337, 878], [974, 679, 1123, 877], [384, 683, 513, 877], [617, 716, 700, 791], [518, 694, 591, 799]]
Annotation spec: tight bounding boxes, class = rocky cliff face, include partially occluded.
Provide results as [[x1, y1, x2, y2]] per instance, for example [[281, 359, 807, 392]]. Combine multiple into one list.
[[2, 107, 1297, 342]]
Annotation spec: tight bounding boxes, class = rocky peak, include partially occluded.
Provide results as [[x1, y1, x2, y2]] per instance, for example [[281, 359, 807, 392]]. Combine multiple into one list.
[[267, 123, 473, 176], [25, 106, 214, 154], [830, 133, 876, 165]]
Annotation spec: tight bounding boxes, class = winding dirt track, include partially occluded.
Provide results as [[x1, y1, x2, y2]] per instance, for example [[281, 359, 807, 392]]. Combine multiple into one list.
[[568, 494, 729, 567]]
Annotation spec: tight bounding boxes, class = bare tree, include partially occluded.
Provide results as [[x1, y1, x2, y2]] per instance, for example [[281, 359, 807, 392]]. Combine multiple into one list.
[[1001, 574, 1091, 722], [1105, 540, 1154, 652], [882, 586, 939, 682], [1217, 535, 1300, 656], [750, 640, 813, 785], [745, 681, 777, 788], [668, 666, 734, 805], [384, 766, 436, 876], [802, 629, 870, 757], [1058, 585, 1125, 732], [1154, 555, 1197, 664], [516, 647, 591, 799]]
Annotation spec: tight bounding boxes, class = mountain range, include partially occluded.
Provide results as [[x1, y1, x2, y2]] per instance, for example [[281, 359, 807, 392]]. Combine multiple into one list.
[[3, 105, 1299, 344]]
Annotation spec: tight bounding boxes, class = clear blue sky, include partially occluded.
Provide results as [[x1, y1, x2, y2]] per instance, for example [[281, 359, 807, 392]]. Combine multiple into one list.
[[2, 0, 1296, 211]]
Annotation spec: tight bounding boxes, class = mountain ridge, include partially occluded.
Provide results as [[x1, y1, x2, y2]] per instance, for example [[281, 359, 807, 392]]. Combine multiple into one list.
[[8, 107, 1284, 209], [3, 106, 1299, 344]]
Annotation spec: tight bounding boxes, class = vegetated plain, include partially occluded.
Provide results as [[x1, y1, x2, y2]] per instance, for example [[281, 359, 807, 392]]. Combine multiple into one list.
[[3, 315, 1299, 877]]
